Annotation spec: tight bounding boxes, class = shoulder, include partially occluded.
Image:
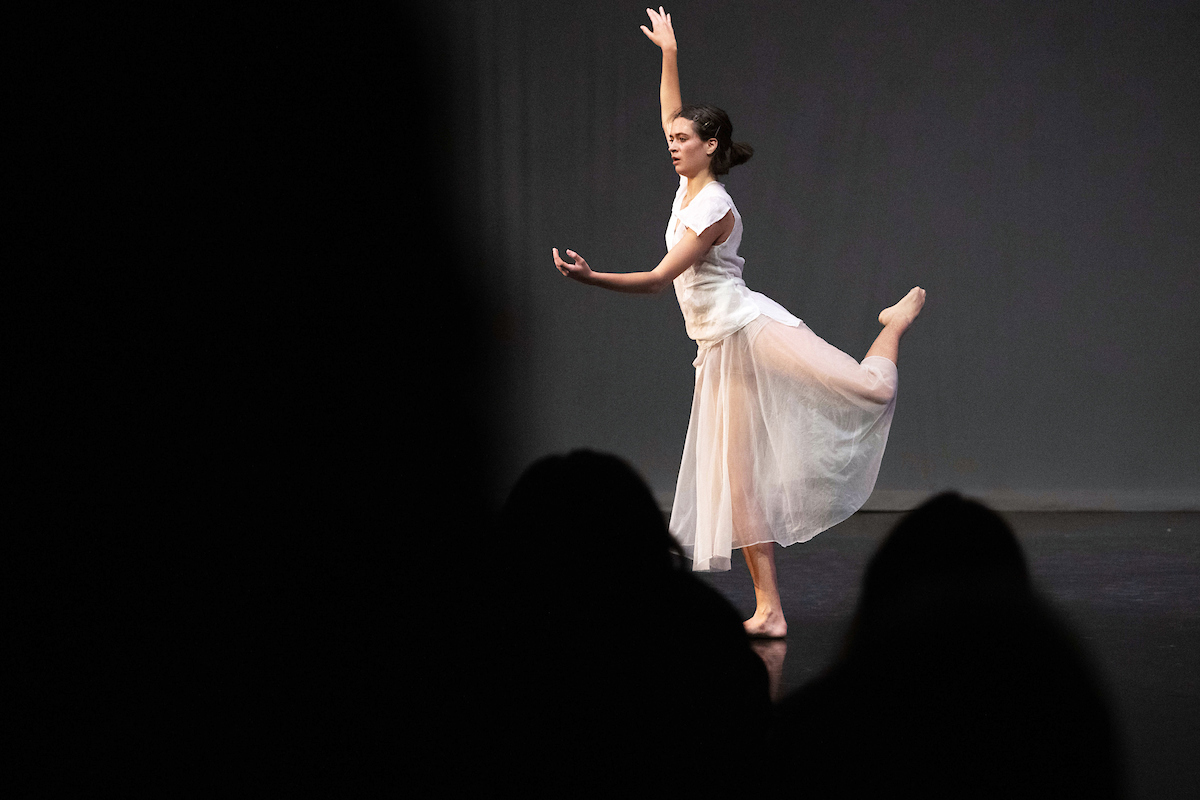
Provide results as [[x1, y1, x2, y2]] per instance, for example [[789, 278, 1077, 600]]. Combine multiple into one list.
[[697, 181, 735, 213], [690, 179, 729, 200], [705, 181, 733, 202]]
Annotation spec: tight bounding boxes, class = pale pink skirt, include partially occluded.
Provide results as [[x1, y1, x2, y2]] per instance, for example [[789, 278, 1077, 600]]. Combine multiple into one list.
[[669, 315, 898, 572]]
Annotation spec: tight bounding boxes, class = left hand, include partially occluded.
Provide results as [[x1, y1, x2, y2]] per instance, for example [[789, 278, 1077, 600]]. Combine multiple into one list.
[[552, 247, 594, 282]]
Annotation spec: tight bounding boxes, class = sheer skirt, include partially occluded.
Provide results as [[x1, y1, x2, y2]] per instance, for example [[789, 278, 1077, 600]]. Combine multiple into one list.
[[669, 315, 898, 572]]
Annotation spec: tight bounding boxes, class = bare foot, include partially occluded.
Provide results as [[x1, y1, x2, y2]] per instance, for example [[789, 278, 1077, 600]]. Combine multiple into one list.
[[878, 286, 927, 328], [744, 607, 788, 639]]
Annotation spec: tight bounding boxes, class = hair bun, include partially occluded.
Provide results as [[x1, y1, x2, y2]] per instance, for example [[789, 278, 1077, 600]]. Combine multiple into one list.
[[729, 141, 754, 169]]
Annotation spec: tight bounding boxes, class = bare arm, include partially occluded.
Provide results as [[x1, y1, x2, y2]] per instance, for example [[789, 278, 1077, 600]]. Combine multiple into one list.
[[641, 7, 680, 137], [552, 210, 734, 295]]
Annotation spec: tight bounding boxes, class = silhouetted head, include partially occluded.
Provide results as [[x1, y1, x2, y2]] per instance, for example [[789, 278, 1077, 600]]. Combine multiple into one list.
[[670, 104, 753, 177], [867, 492, 1028, 599], [497, 450, 682, 586], [806, 493, 1125, 796], [487, 450, 771, 792], [849, 492, 1031, 642]]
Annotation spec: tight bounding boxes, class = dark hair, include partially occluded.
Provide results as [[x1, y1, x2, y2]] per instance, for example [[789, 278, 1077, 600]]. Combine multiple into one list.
[[846, 492, 1032, 650], [497, 449, 685, 580], [673, 104, 753, 176], [792, 492, 1125, 797]]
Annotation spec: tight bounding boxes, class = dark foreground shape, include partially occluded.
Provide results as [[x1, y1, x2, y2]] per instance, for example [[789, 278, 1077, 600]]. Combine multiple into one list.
[[767, 493, 1125, 798]]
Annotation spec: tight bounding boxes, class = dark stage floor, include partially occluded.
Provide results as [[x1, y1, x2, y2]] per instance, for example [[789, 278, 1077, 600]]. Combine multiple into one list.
[[695, 511, 1200, 800]]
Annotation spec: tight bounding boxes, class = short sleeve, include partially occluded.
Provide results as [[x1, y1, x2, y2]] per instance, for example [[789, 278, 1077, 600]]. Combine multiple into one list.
[[676, 188, 732, 238]]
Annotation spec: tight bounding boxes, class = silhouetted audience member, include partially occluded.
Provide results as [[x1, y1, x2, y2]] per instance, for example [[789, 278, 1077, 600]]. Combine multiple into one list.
[[476, 450, 771, 791], [768, 492, 1125, 798]]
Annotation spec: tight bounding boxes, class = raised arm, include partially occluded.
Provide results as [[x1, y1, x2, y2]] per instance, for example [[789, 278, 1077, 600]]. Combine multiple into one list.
[[641, 7, 680, 138]]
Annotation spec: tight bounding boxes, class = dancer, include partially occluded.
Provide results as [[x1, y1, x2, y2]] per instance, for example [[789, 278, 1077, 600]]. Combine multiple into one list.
[[553, 7, 925, 637]]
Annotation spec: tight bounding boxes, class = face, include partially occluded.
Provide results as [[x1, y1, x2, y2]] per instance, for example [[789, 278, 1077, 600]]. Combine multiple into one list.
[[668, 116, 717, 178]]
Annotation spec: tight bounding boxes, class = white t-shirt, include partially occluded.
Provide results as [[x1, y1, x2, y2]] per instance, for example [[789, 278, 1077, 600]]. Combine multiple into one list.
[[667, 176, 800, 344]]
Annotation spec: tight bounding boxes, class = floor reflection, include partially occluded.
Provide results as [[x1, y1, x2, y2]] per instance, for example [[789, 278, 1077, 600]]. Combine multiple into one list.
[[750, 638, 788, 703]]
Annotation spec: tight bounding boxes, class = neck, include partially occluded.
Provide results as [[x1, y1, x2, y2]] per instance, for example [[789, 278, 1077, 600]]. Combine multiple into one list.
[[684, 169, 716, 194]]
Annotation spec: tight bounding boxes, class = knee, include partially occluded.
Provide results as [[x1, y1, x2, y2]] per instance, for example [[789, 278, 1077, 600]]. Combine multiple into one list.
[[863, 383, 895, 407], [859, 364, 897, 406]]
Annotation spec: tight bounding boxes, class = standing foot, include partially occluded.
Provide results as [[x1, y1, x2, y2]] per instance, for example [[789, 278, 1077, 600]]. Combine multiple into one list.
[[878, 286, 927, 328], [744, 607, 788, 638]]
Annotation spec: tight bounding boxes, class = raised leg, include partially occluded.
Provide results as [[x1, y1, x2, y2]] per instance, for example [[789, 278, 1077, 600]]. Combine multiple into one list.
[[742, 542, 787, 638], [866, 286, 926, 365]]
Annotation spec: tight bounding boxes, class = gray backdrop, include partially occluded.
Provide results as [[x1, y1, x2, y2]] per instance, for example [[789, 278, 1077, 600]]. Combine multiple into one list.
[[452, 0, 1199, 510]]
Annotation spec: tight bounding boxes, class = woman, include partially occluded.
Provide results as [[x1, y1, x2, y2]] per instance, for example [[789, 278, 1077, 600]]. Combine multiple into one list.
[[553, 7, 925, 638]]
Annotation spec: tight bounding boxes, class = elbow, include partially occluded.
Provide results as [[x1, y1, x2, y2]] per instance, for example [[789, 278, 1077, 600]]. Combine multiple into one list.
[[646, 269, 672, 294]]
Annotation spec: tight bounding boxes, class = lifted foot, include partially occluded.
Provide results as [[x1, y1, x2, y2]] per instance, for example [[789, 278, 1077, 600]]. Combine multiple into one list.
[[878, 286, 926, 328]]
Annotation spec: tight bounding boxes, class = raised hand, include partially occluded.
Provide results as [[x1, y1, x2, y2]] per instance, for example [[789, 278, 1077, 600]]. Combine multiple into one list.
[[552, 247, 594, 283], [640, 6, 676, 51]]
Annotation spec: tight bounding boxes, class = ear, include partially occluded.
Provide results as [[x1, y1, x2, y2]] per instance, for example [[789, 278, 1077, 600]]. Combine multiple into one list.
[[706, 139, 718, 156]]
